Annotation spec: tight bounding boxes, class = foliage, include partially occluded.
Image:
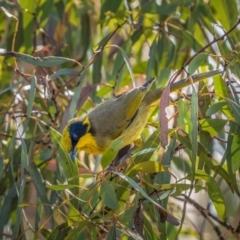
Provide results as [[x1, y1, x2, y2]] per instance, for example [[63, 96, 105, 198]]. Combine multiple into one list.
[[0, 0, 240, 239]]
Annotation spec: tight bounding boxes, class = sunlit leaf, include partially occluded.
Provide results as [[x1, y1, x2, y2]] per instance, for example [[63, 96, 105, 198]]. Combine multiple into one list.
[[128, 161, 164, 176], [199, 119, 228, 137], [47, 184, 77, 190]]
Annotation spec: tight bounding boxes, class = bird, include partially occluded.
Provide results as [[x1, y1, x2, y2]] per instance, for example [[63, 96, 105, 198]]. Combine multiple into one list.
[[60, 71, 221, 227], [61, 70, 221, 161]]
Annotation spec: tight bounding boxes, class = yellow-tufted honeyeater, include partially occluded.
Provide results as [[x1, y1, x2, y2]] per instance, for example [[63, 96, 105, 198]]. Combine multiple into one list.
[[61, 70, 221, 161]]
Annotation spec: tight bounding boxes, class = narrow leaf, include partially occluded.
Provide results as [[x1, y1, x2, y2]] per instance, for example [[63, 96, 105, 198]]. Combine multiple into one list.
[[199, 119, 228, 137], [206, 102, 227, 116], [188, 53, 208, 74], [128, 161, 164, 176], [100, 181, 119, 210], [101, 140, 123, 168], [106, 225, 117, 240], [47, 185, 77, 190], [49, 69, 78, 79], [0, 52, 74, 67], [159, 84, 170, 148], [190, 84, 198, 174], [69, 70, 87, 119]]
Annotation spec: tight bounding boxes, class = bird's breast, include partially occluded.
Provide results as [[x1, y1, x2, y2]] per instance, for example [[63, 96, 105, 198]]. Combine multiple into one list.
[[76, 132, 106, 154]]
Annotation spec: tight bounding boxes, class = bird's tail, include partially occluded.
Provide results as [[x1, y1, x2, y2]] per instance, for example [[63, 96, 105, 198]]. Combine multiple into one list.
[[143, 69, 222, 106]]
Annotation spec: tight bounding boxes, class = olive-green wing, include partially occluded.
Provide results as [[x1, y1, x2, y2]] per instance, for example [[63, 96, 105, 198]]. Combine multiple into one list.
[[88, 79, 155, 142]]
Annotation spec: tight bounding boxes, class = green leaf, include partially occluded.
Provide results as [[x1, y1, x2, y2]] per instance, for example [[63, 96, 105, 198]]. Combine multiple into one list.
[[107, 45, 135, 89], [100, 181, 119, 210], [133, 129, 160, 164], [18, 1, 36, 51], [132, 147, 157, 157], [27, 76, 36, 117], [173, 129, 232, 189], [190, 85, 198, 174], [0, 52, 75, 67], [128, 161, 164, 176], [227, 122, 240, 172], [206, 102, 227, 116], [48, 223, 71, 240], [37, 0, 54, 23], [172, 183, 206, 196], [225, 98, 240, 125], [64, 221, 89, 240], [49, 68, 78, 79], [28, 164, 54, 227], [0, 79, 24, 96], [114, 171, 160, 206], [69, 70, 87, 119], [209, 0, 230, 29], [101, 140, 123, 168], [188, 53, 208, 74], [67, 203, 83, 222], [181, 30, 203, 51], [106, 225, 117, 240], [147, 39, 157, 79], [199, 119, 228, 137], [0, 184, 17, 234], [213, 74, 234, 119], [225, 122, 240, 196], [13, 140, 28, 238], [187, 170, 226, 220], [47, 185, 77, 191], [100, 0, 122, 19], [113, 172, 180, 226], [92, 53, 102, 102]]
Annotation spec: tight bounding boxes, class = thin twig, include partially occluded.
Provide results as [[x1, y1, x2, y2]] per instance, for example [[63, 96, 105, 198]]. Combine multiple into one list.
[[170, 18, 240, 85]]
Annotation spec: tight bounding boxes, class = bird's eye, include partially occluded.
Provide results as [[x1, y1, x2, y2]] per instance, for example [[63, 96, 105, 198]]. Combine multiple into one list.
[[72, 133, 79, 141]]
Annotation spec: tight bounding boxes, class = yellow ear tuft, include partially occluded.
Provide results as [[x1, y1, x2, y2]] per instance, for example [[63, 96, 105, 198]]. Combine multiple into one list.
[[82, 117, 91, 132], [61, 125, 72, 153]]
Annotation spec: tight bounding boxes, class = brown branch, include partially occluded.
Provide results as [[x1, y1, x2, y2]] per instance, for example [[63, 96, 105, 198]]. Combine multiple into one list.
[[178, 194, 237, 234]]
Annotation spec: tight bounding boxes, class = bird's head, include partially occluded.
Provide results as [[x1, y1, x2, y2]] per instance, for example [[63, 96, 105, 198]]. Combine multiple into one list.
[[61, 118, 90, 161]]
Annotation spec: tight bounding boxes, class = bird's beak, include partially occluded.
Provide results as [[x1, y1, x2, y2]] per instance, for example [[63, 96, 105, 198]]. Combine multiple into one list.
[[70, 147, 76, 162]]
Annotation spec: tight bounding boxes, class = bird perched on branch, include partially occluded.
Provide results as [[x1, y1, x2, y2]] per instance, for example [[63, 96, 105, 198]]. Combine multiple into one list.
[[61, 70, 221, 161]]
